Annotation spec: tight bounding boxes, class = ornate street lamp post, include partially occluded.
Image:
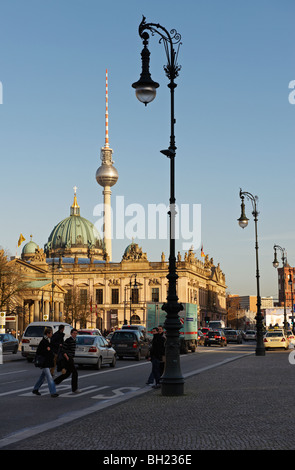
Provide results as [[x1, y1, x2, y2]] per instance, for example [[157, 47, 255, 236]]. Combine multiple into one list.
[[132, 16, 184, 395], [289, 269, 294, 332], [237, 189, 265, 356], [129, 274, 138, 324], [272, 245, 287, 332], [51, 257, 62, 321]]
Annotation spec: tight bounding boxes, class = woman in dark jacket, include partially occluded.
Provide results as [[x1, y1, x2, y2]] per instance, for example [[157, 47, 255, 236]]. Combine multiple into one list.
[[32, 328, 59, 397]]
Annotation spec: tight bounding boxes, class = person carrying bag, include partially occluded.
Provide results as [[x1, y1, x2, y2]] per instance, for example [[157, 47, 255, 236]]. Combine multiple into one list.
[[32, 327, 59, 398]]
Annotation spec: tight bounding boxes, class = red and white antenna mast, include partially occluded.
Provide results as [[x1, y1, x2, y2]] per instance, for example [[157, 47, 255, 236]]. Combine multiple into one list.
[[105, 68, 109, 148]]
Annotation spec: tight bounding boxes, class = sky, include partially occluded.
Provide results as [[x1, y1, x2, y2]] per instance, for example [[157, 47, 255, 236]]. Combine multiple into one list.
[[0, 0, 294, 299]]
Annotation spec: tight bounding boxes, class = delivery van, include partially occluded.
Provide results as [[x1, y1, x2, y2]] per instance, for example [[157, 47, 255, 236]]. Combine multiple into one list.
[[21, 321, 73, 361]]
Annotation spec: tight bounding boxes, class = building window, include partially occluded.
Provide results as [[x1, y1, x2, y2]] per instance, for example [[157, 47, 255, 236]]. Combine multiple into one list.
[[152, 288, 159, 302], [96, 288, 103, 305], [132, 288, 139, 304], [111, 288, 119, 305], [80, 289, 88, 305]]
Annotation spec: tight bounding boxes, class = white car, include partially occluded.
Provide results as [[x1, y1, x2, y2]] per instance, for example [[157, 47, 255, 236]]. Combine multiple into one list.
[[74, 334, 116, 369], [263, 329, 289, 350], [243, 330, 256, 341]]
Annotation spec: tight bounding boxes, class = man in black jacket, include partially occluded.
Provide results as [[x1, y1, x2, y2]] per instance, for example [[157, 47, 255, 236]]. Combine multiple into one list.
[[54, 328, 80, 393], [150, 327, 165, 389], [32, 328, 59, 397], [50, 325, 65, 376]]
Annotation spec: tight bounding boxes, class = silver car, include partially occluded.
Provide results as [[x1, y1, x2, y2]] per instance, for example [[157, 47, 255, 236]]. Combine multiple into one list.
[[244, 330, 256, 341], [74, 335, 116, 369]]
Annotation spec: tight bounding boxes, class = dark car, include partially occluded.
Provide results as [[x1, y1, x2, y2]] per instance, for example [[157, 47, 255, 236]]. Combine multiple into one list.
[[110, 330, 149, 360], [204, 329, 227, 347], [225, 329, 242, 344], [0, 333, 19, 354]]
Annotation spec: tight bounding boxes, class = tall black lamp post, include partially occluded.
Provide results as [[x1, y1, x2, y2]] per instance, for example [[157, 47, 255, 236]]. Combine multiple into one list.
[[237, 189, 265, 356], [132, 16, 184, 396], [289, 269, 294, 332], [129, 274, 138, 324], [51, 257, 62, 321], [272, 245, 287, 332]]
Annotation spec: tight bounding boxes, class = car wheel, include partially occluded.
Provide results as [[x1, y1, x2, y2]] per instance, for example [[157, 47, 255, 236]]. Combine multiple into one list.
[[110, 355, 116, 367], [135, 351, 141, 361], [96, 356, 102, 370]]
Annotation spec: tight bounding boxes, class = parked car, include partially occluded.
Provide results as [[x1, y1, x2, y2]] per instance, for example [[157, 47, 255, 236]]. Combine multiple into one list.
[[77, 329, 102, 336], [263, 329, 289, 350], [110, 329, 149, 360], [0, 333, 19, 354], [225, 329, 243, 344], [74, 335, 116, 369], [21, 321, 73, 362], [243, 330, 256, 341], [204, 329, 227, 347]]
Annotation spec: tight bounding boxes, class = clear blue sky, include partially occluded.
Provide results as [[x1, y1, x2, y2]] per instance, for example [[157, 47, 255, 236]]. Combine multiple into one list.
[[0, 0, 294, 299]]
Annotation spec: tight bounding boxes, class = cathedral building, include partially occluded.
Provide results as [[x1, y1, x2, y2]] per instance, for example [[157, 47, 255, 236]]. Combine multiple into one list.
[[7, 70, 227, 334]]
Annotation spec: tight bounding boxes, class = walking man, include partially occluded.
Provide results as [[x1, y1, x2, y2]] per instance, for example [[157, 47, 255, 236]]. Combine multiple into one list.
[[54, 328, 80, 393]]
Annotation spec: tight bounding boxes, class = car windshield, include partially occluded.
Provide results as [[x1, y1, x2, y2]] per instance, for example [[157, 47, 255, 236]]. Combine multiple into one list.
[[266, 332, 283, 337], [246, 331, 255, 334], [112, 331, 137, 340], [226, 331, 236, 335], [76, 336, 95, 345], [209, 331, 221, 336]]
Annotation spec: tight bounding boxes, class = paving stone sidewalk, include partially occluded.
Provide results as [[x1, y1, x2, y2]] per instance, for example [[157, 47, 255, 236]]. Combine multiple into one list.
[[5, 350, 295, 452]]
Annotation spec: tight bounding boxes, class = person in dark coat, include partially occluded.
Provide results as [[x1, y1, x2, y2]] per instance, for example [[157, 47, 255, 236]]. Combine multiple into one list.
[[50, 325, 65, 376], [32, 328, 59, 397], [150, 327, 165, 389], [54, 328, 80, 393]]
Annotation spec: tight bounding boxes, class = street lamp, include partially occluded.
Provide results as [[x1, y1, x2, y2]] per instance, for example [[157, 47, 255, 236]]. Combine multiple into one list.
[[132, 16, 184, 396], [129, 274, 138, 324], [289, 269, 294, 332], [51, 257, 62, 321], [238, 189, 265, 356], [272, 245, 287, 332]]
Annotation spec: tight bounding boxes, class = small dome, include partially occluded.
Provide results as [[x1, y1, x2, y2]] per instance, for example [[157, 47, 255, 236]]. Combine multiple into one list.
[[22, 238, 39, 255]]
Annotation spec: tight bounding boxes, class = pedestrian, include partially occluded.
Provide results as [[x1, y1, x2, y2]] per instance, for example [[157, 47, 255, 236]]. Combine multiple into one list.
[[150, 326, 165, 389], [146, 327, 158, 385], [54, 328, 80, 393], [32, 327, 59, 398], [158, 325, 166, 375], [50, 325, 65, 376]]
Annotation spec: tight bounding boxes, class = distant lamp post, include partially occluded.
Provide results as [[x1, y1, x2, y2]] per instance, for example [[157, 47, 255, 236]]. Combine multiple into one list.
[[289, 269, 294, 332], [51, 257, 62, 321], [129, 274, 138, 324], [132, 16, 184, 396], [272, 245, 287, 332], [238, 189, 265, 356]]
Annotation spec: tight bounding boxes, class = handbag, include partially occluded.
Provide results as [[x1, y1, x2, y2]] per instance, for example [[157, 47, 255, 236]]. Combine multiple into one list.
[[34, 354, 45, 368]]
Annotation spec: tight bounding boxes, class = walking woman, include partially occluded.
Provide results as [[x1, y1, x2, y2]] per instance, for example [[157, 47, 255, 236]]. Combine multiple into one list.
[[32, 327, 59, 398]]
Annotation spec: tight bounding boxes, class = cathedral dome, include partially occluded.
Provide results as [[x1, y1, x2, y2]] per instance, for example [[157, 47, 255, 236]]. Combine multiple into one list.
[[44, 189, 104, 260]]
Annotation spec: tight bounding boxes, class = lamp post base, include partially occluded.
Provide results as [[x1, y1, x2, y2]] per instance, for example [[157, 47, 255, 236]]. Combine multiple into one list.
[[255, 346, 265, 356], [161, 379, 185, 397]]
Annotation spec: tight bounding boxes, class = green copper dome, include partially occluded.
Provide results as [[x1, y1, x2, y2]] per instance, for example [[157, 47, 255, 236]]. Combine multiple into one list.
[[22, 237, 39, 254], [44, 190, 104, 259]]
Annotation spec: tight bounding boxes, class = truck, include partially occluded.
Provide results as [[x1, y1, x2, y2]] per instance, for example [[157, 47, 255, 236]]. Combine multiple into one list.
[[208, 320, 225, 330], [146, 302, 198, 353]]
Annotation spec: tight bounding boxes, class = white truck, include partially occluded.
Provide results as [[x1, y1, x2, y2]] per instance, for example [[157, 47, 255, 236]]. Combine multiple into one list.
[[146, 302, 198, 352]]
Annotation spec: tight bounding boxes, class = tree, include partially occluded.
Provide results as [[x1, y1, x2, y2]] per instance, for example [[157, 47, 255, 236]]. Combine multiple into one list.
[[0, 249, 27, 313]]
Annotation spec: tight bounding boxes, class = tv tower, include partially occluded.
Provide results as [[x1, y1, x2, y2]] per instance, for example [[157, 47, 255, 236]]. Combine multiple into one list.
[[95, 69, 118, 261]]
